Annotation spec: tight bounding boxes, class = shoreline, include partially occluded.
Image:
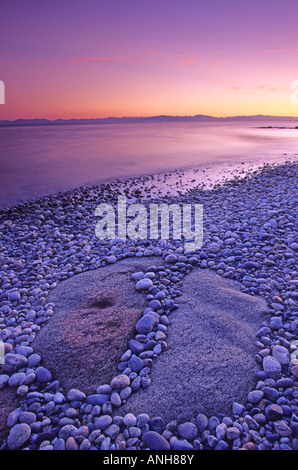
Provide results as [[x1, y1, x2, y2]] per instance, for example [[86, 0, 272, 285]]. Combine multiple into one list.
[[0, 159, 297, 450], [1, 153, 298, 213]]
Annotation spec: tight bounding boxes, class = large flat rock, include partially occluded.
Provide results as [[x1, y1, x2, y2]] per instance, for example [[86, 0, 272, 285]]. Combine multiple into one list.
[[33, 259, 268, 422], [119, 269, 268, 422], [32, 257, 161, 394]]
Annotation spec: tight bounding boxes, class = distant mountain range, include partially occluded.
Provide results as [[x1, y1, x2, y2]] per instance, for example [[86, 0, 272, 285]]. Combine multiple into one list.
[[0, 114, 298, 126]]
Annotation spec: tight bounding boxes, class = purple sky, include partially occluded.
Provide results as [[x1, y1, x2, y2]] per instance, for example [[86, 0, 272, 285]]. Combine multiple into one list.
[[1, 0, 298, 118]]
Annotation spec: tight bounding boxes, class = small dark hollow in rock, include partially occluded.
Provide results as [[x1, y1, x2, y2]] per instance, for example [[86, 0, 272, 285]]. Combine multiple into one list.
[[92, 297, 114, 309]]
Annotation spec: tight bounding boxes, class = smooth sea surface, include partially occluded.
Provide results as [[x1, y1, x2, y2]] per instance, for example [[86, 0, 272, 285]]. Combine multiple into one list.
[[0, 120, 298, 209]]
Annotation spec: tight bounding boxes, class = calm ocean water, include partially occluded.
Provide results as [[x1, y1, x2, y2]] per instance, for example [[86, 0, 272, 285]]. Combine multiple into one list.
[[0, 120, 297, 209]]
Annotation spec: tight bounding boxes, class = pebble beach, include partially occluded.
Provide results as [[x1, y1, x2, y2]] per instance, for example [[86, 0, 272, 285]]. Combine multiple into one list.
[[0, 159, 298, 451]]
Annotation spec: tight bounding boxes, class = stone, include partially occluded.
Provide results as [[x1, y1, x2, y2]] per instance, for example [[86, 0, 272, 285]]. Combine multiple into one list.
[[232, 402, 245, 415], [111, 374, 130, 389], [8, 292, 21, 302], [54, 439, 66, 450], [272, 345, 289, 365], [3, 353, 27, 372], [241, 442, 256, 450], [265, 404, 284, 420], [95, 415, 113, 430], [177, 422, 198, 440], [131, 271, 145, 281], [226, 426, 241, 440], [291, 365, 298, 378], [66, 436, 79, 450], [208, 416, 220, 431], [80, 438, 91, 450], [263, 356, 282, 373], [165, 254, 177, 264], [196, 414, 208, 433], [123, 413, 137, 427], [248, 390, 264, 404], [274, 420, 292, 437], [8, 372, 26, 387], [143, 431, 170, 450], [270, 317, 283, 330], [215, 440, 230, 450], [0, 374, 9, 389], [128, 339, 144, 355], [276, 378, 293, 389], [135, 278, 153, 291], [97, 384, 112, 394], [19, 411, 36, 425], [100, 437, 111, 450], [149, 416, 166, 433], [35, 367, 52, 383], [128, 356, 143, 372], [111, 392, 121, 407], [170, 436, 193, 450], [135, 314, 155, 334], [262, 386, 279, 402], [7, 423, 31, 450], [104, 424, 120, 440], [115, 433, 126, 450], [27, 353, 41, 367], [67, 389, 86, 402], [243, 261, 259, 269], [86, 394, 109, 406], [216, 423, 227, 440]]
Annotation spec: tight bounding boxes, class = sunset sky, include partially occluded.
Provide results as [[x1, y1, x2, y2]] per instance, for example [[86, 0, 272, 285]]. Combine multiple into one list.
[[1, 0, 298, 120]]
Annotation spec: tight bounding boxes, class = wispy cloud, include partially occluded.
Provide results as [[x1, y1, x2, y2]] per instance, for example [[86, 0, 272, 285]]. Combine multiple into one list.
[[38, 56, 128, 64], [216, 47, 298, 56], [227, 86, 243, 90], [34, 53, 198, 67], [257, 84, 280, 92], [228, 83, 285, 94]]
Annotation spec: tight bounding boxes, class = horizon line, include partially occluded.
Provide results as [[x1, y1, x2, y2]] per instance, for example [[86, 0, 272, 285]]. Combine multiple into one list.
[[1, 113, 298, 124]]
